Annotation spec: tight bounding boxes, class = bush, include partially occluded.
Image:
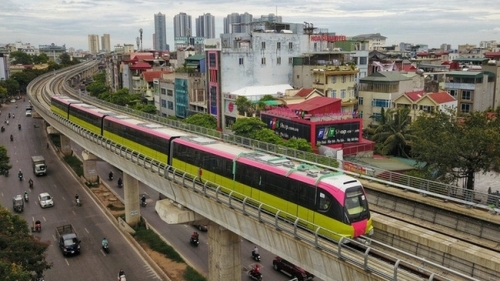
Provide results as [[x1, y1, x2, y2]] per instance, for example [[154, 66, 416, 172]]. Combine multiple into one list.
[[133, 227, 184, 263], [63, 155, 83, 177], [183, 266, 206, 281]]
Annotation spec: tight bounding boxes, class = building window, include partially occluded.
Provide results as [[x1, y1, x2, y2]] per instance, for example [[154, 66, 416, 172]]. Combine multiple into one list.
[[277, 57, 281, 65], [330, 76, 336, 84], [359, 97, 364, 105], [461, 103, 471, 113], [331, 90, 337, 98], [448, 89, 457, 98], [289, 42, 293, 50], [209, 53, 216, 67], [261, 42, 266, 50], [342, 75, 346, 83], [289, 57, 293, 64], [277, 42, 281, 50], [161, 88, 166, 95], [359, 57, 367, 65], [239, 57, 244, 65], [167, 89, 173, 96], [167, 101, 174, 110], [419, 105, 433, 113], [371, 99, 391, 107], [161, 99, 166, 108], [341, 90, 346, 99], [261, 57, 266, 65], [371, 113, 382, 122], [462, 90, 472, 100]]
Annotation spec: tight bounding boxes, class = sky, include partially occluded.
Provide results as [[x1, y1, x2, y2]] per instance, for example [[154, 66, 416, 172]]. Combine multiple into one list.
[[2, 0, 500, 51]]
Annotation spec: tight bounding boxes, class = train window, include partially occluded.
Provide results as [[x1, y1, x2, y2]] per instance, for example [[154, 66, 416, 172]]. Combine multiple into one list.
[[345, 187, 369, 220], [318, 191, 332, 211], [291, 181, 315, 209]]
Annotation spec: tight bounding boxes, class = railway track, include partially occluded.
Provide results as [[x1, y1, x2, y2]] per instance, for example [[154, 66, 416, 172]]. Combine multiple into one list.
[[28, 61, 491, 281]]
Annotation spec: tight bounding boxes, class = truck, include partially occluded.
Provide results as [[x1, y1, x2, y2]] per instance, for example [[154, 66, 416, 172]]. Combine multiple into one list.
[[31, 156, 47, 176], [55, 224, 81, 256]]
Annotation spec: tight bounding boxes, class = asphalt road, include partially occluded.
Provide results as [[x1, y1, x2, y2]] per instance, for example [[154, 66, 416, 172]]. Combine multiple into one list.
[[0, 100, 161, 281]]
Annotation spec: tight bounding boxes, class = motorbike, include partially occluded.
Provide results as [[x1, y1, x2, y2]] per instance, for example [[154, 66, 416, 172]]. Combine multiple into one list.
[[76, 198, 81, 207], [251, 250, 261, 262], [190, 236, 199, 247], [34, 221, 41, 232], [10, 135, 13, 141], [1, 126, 4, 132], [18, 172, 23, 181], [109, 172, 113, 181], [24, 193, 29, 202], [118, 275, 126, 281], [248, 270, 263, 281], [117, 179, 123, 188], [29, 180, 33, 189], [141, 196, 147, 207], [18, 124, 21, 130], [102, 242, 109, 253]]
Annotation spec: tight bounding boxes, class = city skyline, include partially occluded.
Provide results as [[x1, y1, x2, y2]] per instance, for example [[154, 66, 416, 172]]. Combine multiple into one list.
[[2, 0, 500, 51]]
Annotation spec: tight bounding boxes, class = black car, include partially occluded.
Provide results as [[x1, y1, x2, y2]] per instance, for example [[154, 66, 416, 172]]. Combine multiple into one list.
[[272, 256, 314, 281]]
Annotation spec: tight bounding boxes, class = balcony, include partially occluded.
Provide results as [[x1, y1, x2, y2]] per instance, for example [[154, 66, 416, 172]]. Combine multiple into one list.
[[311, 65, 359, 75], [341, 99, 358, 106], [444, 82, 476, 90]]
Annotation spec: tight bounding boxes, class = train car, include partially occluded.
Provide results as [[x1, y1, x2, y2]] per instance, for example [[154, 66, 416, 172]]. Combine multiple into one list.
[[171, 136, 373, 240], [50, 96, 373, 239]]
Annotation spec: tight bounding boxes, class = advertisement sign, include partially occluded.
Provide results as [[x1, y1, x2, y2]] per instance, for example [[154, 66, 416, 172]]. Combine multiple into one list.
[[261, 115, 311, 140], [315, 122, 360, 145], [310, 35, 347, 42]]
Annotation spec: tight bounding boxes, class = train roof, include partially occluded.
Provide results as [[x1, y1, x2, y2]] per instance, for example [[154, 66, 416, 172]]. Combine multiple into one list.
[[179, 136, 359, 193], [52, 95, 82, 104]]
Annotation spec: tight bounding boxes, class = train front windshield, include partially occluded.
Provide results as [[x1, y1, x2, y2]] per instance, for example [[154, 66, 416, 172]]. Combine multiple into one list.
[[344, 187, 370, 222]]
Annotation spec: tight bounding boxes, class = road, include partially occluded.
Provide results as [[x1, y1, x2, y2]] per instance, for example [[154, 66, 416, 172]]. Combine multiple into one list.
[[0, 100, 161, 281]]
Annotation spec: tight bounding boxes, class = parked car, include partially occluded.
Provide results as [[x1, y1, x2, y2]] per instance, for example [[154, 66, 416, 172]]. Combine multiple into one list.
[[38, 192, 54, 208], [272, 256, 314, 281]]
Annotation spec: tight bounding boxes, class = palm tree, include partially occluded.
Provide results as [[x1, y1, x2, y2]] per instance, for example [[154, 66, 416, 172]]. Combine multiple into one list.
[[370, 107, 413, 157]]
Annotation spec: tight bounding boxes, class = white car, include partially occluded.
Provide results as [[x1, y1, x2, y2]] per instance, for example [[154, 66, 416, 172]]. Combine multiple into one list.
[[38, 192, 54, 208], [26, 110, 32, 117]]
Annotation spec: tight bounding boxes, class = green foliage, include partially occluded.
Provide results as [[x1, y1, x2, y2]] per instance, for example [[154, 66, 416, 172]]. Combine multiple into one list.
[[49, 134, 60, 148], [93, 72, 106, 84], [183, 114, 217, 129], [411, 109, 500, 190], [133, 227, 184, 263], [32, 53, 49, 64], [183, 266, 207, 281], [367, 107, 412, 157], [98, 88, 134, 106], [59, 53, 77, 66], [47, 61, 61, 71], [254, 128, 285, 145], [9, 51, 33, 65], [0, 78, 20, 96], [284, 137, 314, 152], [63, 155, 83, 177], [0, 207, 52, 280], [232, 117, 267, 139], [234, 96, 252, 115], [134, 103, 158, 114], [0, 86, 7, 99], [87, 82, 108, 97], [0, 146, 12, 172]]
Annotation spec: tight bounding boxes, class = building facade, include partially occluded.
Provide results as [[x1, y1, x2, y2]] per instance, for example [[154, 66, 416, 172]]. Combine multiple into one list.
[[351, 33, 387, 51], [196, 13, 215, 38], [0, 53, 8, 80], [154, 12, 168, 51], [88, 34, 100, 54], [444, 71, 496, 113], [174, 12, 192, 37], [39, 43, 67, 63], [101, 34, 111, 52]]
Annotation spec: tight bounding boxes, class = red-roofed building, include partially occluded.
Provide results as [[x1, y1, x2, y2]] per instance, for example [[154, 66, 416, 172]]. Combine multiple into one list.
[[394, 90, 457, 120], [260, 97, 374, 155]]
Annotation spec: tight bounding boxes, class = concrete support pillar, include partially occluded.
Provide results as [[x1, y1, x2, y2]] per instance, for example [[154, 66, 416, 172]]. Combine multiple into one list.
[[82, 150, 99, 183], [123, 172, 140, 226], [60, 134, 72, 156], [208, 225, 241, 281]]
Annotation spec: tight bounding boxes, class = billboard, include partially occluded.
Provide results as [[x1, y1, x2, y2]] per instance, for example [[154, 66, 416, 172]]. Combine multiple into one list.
[[261, 115, 311, 140], [315, 122, 360, 145]]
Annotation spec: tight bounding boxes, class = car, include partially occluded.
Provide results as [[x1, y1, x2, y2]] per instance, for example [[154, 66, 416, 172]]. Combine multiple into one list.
[[25, 110, 32, 117], [272, 256, 314, 281], [38, 192, 54, 208], [10, 99, 16, 103]]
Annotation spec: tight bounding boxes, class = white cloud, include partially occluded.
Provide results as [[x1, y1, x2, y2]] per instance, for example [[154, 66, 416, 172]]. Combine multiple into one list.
[[2, 0, 500, 50]]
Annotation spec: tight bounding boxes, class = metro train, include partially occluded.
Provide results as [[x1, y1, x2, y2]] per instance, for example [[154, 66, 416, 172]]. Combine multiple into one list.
[[51, 95, 373, 240]]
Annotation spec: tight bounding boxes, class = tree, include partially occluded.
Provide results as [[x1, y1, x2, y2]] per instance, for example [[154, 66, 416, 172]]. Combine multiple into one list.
[[183, 114, 217, 129], [284, 137, 314, 152], [254, 128, 285, 145], [234, 96, 252, 116], [411, 109, 500, 190], [369, 107, 413, 157], [87, 82, 108, 97], [59, 53, 78, 66], [0, 146, 12, 172], [0, 86, 7, 99], [9, 51, 32, 65], [0, 78, 20, 96], [32, 53, 49, 65], [134, 104, 158, 114], [231, 117, 268, 139], [0, 207, 52, 280], [93, 72, 106, 84]]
